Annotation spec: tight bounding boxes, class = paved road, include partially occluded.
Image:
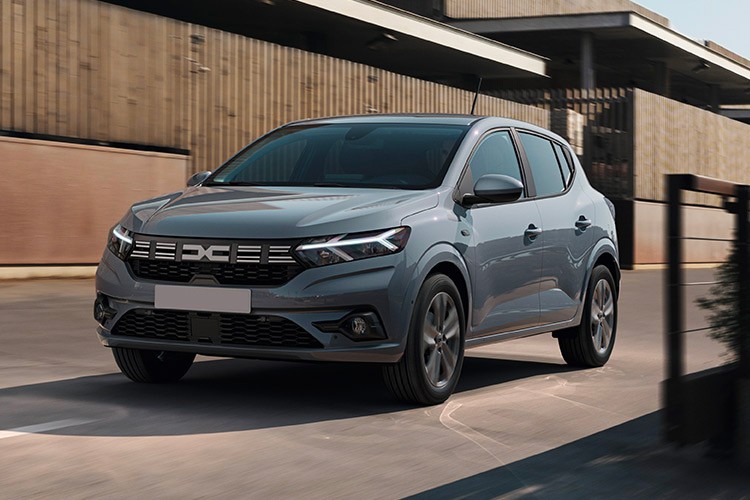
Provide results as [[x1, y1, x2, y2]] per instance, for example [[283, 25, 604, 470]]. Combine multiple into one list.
[[0, 270, 747, 498]]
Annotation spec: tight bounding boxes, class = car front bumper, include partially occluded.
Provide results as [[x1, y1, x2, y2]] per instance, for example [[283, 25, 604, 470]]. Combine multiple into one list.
[[95, 249, 414, 363]]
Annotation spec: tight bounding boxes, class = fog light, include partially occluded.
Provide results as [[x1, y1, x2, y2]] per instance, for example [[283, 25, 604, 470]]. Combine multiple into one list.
[[350, 316, 369, 337], [94, 294, 117, 324], [313, 311, 387, 341]]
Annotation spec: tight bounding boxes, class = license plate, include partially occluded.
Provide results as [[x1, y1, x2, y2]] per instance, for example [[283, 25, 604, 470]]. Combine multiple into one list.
[[155, 285, 251, 314]]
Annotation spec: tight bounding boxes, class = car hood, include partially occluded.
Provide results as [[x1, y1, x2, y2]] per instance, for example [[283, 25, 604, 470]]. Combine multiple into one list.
[[123, 186, 439, 239]]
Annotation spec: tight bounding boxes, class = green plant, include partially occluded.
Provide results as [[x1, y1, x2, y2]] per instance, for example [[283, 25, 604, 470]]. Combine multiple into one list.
[[696, 244, 750, 360]]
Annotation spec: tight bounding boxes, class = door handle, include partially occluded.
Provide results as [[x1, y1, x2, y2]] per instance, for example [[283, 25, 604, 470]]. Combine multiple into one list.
[[525, 224, 542, 239], [575, 216, 592, 230]]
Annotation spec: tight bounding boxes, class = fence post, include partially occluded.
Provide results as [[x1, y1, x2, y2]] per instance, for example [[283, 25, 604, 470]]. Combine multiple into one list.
[[665, 174, 684, 443], [736, 184, 750, 466]]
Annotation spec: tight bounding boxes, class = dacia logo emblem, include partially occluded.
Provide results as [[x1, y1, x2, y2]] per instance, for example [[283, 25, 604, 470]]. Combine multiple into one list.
[[182, 244, 231, 262]]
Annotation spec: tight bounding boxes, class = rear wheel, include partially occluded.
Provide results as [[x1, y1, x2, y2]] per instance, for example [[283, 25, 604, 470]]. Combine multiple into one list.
[[383, 274, 466, 405], [112, 347, 195, 383], [558, 265, 617, 367]]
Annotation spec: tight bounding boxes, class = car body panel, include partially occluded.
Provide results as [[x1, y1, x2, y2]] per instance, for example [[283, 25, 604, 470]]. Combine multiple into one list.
[[460, 199, 544, 335]]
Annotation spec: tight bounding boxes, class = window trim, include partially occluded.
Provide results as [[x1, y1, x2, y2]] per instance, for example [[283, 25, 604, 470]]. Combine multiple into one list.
[[454, 127, 536, 207], [513, 128, 577, 201]]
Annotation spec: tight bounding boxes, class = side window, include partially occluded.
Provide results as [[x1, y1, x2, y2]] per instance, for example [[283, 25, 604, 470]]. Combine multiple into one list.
[[464, 131, 523, 195], [519, 132, 565, 197], [552, 142, 573, 186]]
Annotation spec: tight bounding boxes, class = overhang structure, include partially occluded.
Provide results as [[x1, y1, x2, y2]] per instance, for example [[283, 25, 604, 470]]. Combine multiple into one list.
[[102, 0, 547, 86], [450, 11, 750, 106]]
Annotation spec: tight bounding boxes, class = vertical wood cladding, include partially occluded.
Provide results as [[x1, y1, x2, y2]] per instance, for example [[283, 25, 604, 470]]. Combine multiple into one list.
[[634, 89, 750, 206], [0, 0, 548, 172]]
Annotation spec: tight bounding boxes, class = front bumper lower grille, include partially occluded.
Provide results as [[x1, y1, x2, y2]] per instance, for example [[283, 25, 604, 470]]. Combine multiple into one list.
[[112, 309, 323, 349]]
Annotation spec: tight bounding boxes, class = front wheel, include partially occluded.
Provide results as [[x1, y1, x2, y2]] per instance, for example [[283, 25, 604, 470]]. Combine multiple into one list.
[[112, 347, 195, 383], [383, 274, 466, 405], [557, 265, 618, 367]]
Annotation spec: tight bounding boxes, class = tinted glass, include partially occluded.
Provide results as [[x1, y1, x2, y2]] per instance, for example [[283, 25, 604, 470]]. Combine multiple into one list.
[[466, 131, 523, 190], [519, 132, 565, 197], [207, 123, 468, 190], [552, 142, 572, 186]]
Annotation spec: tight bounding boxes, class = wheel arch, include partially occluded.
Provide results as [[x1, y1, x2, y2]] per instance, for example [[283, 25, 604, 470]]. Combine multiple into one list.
[[426, 261, 470, 323], [593, 251, 620, 293], [570, 238, 620, 325], [403, 244, 473, 330]]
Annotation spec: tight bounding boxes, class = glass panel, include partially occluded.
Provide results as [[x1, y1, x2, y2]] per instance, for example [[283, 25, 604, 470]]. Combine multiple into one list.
[[467, 131, 523, 188], [519, 132, 565, 197], [553, 142, 572, 186], [209, 123, 469, 190]]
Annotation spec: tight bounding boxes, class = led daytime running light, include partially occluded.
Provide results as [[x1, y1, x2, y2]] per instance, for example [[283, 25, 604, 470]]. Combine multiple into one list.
[[297, 228, 400, 252], [112, 225, 133, 245]]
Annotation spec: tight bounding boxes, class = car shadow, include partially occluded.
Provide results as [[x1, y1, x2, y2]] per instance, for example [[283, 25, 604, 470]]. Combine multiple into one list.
[[405, 411, 749, 498], [0, 354, 574, 437]]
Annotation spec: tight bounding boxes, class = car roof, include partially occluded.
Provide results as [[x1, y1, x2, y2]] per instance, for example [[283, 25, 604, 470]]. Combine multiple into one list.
[[282, 114, 566, 145], [286, 114, 481, 126]]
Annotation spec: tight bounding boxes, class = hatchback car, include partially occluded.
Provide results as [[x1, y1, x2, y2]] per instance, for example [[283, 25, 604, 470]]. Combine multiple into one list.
[[95, 114, 619, 404]]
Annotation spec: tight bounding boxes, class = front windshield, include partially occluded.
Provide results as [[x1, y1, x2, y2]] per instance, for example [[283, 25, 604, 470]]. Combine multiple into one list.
[[206, 123, 469, 190]]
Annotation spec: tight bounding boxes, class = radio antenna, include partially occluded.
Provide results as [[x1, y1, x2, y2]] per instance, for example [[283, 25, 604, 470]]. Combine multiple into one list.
[[470, 76, 483, 115]]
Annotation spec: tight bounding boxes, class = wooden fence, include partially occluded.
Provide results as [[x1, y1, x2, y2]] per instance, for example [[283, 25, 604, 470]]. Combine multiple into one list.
[[0, 0, 548, 173]]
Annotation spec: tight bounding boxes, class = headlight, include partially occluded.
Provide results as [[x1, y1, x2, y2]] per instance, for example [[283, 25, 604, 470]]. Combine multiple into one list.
[[294, 227, 411, 267], [107, 224, 133, 260]]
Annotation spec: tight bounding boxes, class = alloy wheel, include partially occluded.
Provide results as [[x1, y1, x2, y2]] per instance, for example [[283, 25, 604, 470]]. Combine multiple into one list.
[[422, 292, 461, 388]]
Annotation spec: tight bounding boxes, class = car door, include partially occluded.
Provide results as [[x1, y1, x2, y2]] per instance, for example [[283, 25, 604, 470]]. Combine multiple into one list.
[[458, 130, 544, 336], [517, 131, 594, 325]]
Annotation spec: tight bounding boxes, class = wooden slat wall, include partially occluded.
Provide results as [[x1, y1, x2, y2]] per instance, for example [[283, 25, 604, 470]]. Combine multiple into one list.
[[633, 88, 750, 205], [0, 0, 548, 173], [444, 0, 670, 26]]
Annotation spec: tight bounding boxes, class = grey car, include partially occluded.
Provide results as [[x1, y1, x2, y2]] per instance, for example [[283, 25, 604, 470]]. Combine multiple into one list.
[[95, 114, 619, 404]]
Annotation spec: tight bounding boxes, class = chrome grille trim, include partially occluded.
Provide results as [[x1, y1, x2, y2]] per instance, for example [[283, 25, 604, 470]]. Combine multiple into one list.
[[237, 245, 262, 264], [268, 245, 296, 264], [128, 237, 298, 266]]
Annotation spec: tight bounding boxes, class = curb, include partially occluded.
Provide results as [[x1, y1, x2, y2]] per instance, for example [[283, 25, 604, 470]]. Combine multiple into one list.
[[0, 266, 97, 280]]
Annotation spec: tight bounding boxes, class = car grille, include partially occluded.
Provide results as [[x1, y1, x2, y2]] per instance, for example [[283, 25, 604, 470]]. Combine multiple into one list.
[[126, 236, 305, 286], [128, 259, 303, 286], [112, 309, 323, 349]]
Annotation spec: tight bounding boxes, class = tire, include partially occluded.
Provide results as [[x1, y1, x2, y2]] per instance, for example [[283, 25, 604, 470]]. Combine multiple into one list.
[[558, 265, 618, 367], [383, 274, 466, 405], [112, 347, 195, 383]]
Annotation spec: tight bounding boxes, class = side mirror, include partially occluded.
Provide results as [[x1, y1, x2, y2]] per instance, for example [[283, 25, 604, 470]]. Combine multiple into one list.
[[187, 171, 212, 187], [464, 174, 524, 205]]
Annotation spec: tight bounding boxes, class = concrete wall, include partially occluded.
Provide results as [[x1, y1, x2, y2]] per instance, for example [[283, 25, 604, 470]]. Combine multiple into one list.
[[0, 137, 188, 265], [632, 201, 732, 265]]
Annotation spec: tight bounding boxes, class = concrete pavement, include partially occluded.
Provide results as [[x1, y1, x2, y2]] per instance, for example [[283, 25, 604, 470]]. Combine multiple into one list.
[[0, 270, 747, 498]]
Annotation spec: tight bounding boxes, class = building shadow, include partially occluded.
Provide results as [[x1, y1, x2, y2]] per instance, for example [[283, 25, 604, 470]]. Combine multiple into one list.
[[0, 354, 572, 437], [406, 411, 749, 499]]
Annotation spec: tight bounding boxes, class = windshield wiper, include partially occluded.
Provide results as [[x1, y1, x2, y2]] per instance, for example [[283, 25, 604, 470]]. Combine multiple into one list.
[[204, 181, 262, 186], [313, 182, 348, 187]]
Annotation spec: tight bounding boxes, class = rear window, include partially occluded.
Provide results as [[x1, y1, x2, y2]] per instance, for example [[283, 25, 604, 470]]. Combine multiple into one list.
[[207, 123, 469, 190], [519, 132, 565, 197]]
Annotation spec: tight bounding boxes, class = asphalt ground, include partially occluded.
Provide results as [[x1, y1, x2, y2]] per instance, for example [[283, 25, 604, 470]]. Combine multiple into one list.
[[1, 270, 748, 498]]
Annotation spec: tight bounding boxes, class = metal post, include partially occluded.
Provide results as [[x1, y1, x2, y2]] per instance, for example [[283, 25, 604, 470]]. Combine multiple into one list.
[[736, 184, 750, 466], [736, 185, 750, 378], [665, 174, 684, 442]]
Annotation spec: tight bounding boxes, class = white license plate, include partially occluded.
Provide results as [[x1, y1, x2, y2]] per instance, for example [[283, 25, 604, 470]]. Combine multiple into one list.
[[155, 285, 251, 314]]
